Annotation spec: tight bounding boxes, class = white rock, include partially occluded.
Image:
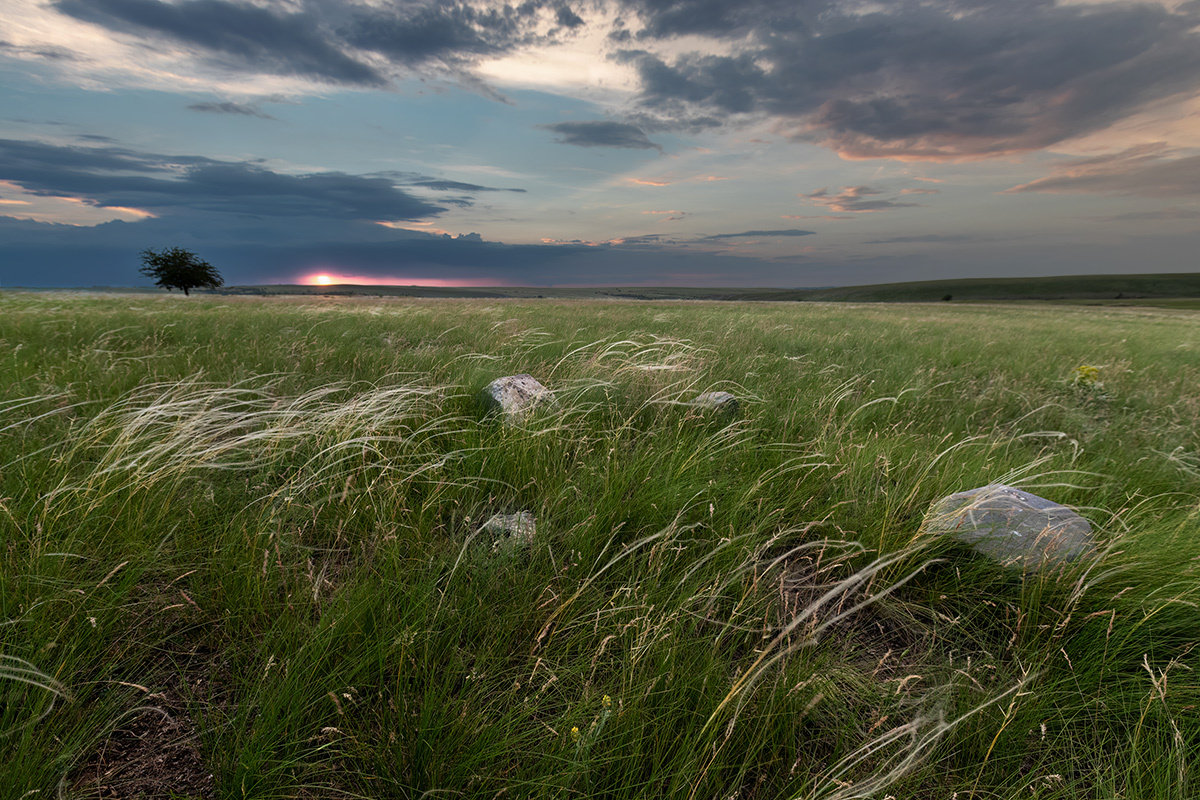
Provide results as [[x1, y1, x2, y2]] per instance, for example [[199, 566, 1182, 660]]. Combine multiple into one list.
[[924, 484, 1095, 570], [482, 374, 554, 422], [481, 512, 536, 554], [690, 391, 738, 413]]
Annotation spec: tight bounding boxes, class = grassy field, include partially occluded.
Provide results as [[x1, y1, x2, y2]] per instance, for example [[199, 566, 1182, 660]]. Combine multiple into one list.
[[2, 292, 1199, 799]]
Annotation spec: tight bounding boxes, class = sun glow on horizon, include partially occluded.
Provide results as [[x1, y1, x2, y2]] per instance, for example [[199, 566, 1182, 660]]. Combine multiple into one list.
[[299, 272, 505, 288]]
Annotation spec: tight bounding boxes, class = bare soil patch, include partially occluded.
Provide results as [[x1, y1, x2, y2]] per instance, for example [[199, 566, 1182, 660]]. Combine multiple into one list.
[[71, 672, 218, 799]]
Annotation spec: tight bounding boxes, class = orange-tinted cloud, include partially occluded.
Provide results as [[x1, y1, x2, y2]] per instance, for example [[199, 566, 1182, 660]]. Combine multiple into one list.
[[800, 186, 921, 213], [1004, 144, 1200, 197], [101, 205, 157, 218], [377, 221, 453, 236]]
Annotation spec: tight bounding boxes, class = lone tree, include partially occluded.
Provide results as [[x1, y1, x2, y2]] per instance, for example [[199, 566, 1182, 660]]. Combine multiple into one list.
[[139, 247, 224, 296]]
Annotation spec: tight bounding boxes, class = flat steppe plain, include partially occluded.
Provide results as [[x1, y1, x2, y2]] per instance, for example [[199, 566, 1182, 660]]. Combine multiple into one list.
[[2, 292, 1198, 799]]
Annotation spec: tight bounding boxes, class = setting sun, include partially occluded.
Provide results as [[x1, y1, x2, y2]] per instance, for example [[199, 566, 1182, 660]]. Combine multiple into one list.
[[299, 272, 500, 288]]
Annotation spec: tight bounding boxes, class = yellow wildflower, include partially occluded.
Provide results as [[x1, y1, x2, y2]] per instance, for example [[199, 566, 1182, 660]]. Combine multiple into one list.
[[1072, 364, 1101, 388]]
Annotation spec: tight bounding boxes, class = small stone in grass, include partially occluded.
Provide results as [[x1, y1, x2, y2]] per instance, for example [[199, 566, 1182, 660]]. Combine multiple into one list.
[[689, 391, 738, 414], [481, 512, 537, 554], [924, 484, 1096, 571], [482, 374, 554, 423]]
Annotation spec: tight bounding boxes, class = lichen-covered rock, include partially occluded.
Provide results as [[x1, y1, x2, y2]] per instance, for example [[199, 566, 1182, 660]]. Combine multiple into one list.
[[481, 511, 536, 555], [924, 484, 1096, 570], [689, 391, 738, 414], [482, 374, 554, 422]]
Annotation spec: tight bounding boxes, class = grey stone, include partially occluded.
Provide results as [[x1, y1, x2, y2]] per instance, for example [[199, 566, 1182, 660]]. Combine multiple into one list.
[[924, 484, 1096, 570], [690, 391, 738, 414], [482, 374, 554, 422], [481, 511, 536, 554]]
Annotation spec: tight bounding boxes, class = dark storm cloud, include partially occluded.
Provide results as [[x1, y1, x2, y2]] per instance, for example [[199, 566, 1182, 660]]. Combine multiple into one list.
[[617, 0, 1200, 160], [0, 138, 444, 220], [1005, 146, 1200, 198], [555, 3, 586, 29], [48, 0, 589, 90], [53, 0, 387, 86], [187, 101, 274, 119], [702, 228, 816, 240], [37, 0, 1200, 161], [802, 187, 920, 213], [341, 1, 584, 69], [620, 0, 815, 40], [0, 138, 197, 179], [542, 121, 662, 150], [345, 2, 530, 65]]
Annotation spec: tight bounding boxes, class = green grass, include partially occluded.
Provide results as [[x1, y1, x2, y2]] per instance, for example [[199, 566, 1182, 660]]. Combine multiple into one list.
[[2, 292, 1199, 799]]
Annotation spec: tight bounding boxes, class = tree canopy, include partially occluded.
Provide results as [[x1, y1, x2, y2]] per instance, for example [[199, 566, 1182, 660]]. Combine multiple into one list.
[[139, 247, 224, 296]]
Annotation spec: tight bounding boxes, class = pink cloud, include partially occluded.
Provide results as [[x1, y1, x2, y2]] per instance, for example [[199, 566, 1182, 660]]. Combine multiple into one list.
[[800, 186, 920, 213]]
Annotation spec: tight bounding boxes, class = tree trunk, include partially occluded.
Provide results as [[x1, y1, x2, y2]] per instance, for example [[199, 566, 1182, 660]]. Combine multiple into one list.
[[183, 287, 190, 296]]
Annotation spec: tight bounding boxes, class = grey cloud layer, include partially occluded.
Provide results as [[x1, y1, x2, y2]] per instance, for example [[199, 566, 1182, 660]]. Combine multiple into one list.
[[400, 176, 527, 193], [51, 0, 583, 85], [54, 0, 387, 85], [1006, 146, 1200, 198], [864, 234, 974, 245], [42, 0, 1200, 160], [702, 228, 815, 240], [618, 0, 1200, 159], [187, 101, 275, 118], [344, 1, 553, 66], [542, 121, 662, 150], [0, 138, 459, 220]]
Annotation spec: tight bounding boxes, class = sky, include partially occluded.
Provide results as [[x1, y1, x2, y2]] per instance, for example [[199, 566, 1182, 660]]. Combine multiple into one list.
[[2, 0, 1200, 288]]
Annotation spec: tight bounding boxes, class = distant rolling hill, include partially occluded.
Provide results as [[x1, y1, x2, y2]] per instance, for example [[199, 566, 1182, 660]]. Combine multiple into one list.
[[796, 272, 1200, 303], [214, 273, 1200, 303]]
